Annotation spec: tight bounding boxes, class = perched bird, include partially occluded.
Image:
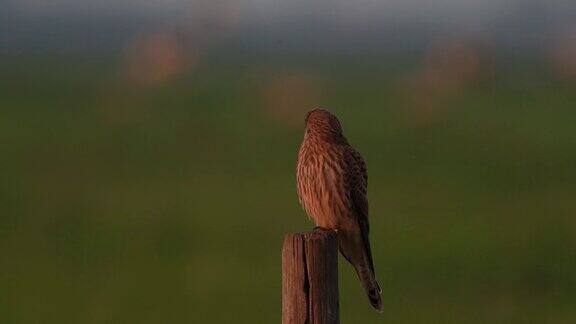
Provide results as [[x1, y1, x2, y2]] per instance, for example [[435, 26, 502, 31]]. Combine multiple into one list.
[[296, 108, 382, 311]]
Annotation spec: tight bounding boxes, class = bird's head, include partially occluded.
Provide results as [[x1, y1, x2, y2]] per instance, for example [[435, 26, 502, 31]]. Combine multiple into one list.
[[304, 108, 345, 142]]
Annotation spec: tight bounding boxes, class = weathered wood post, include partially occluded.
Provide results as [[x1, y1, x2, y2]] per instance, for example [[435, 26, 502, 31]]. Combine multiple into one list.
[[282, 229, 339, 324]]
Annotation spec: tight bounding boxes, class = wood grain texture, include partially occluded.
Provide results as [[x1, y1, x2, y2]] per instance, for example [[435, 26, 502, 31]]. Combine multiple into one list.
[[282, 230, 339, 324]]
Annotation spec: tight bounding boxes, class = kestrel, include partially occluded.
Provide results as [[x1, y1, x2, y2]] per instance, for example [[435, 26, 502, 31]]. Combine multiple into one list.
[[296, 108, 382, 311]]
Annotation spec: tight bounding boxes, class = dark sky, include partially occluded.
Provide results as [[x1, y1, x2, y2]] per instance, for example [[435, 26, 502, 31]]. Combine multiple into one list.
[[1, 0, 574, 55]]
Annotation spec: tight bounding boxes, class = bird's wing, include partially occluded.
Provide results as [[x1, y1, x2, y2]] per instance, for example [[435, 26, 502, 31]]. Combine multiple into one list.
[[347, 147, 375, 273], [349, 147, 368, 228]]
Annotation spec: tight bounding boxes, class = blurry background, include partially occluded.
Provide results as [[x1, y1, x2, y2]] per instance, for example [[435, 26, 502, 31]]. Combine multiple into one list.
[[1, 0, 576, 322]]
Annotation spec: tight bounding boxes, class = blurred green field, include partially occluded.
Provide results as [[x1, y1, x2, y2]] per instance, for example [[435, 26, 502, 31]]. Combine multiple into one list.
[[1, 54, 576, 323]]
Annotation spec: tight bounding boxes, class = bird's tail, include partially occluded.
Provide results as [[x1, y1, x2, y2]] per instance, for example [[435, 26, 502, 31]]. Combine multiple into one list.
[[355, 263, 383, 312]]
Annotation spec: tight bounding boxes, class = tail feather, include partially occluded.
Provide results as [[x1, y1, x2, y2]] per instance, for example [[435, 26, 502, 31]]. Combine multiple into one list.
[[368, 287, 383, 312], [356, 265, 383, 312]]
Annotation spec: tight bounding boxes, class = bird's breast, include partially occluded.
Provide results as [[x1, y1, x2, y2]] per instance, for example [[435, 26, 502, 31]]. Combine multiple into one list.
[[297, 148, 349, 229]]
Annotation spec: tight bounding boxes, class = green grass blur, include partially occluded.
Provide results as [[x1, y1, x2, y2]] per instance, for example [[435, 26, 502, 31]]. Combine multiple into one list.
[[1, 52, 575, 323]]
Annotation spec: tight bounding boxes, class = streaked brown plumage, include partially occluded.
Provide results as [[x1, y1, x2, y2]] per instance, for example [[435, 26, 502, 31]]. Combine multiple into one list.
[[296, 108, 382, 311]]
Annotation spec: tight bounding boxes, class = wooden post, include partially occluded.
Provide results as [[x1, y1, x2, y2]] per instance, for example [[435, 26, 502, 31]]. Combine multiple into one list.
[[282, 229, 339, 324]]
